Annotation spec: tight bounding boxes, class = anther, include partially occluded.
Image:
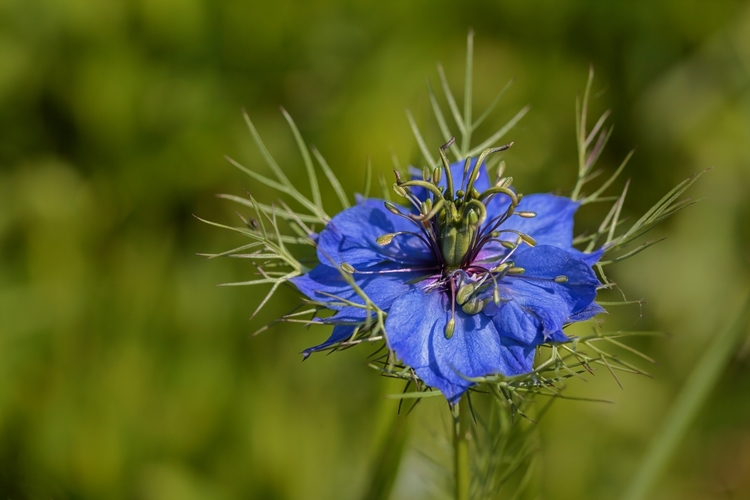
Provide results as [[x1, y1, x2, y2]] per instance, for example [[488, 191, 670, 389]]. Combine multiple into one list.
[[444, 318, 456, 339], [496, 161, 506, 182], [554, 275, 569, 283], [507, 266, 525, 275], [341, 262, 356, 273], [392, 184, 408, 198], [501, 240, 516, 250], [384, 201, 401, 215], [491, 263, 509, 273], [519, 234, 536, 247], [432, 166, 442, 184], [456, 282, 478, 305], [516, 211, 537, 218], [461, 297, 491, 315], [376, 233, 396, 246], [422, 166, 431, 181]]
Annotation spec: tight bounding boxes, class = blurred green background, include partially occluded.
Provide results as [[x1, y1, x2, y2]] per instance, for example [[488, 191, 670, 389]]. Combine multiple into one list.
[[1, 0, 750, 498]]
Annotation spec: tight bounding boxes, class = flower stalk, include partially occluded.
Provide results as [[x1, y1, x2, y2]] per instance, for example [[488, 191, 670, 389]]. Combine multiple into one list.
[[453, 397, 471, 500]]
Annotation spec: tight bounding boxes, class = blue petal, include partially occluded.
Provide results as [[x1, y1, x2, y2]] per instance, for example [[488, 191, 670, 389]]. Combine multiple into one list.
[[479, 194, 603, 265], [485, 245, 602, 344], [292, 264, 430, 356], [316, 201, 435, 269], [568, 302, 607, 322], [302, 325, 356, 358], [291, 264, 422, 312], [489, 193, 578, 246], [565, 247, 604, 266], [387, 288, 534, 403], [409, 159, 491, 202]]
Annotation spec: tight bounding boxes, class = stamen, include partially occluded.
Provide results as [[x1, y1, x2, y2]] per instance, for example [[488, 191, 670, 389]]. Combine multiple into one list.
[[461, 297, 491, 315], [384, 202, 401, 215], [376, 233, 396, 245], [465, 143, 513, 195], [495, 161, 506, 182], [456, 282, 478, 305], [351, 266, 441, 275], [445, 276, 457, 339], [392, 183, 408, 198], [432, 166, 442, 184], [491, 262, 509, 273], [381, 201, 443, 264], [445, 318, 455, 339], [463, 199, 487, 226], [415, 198, 445, 222]]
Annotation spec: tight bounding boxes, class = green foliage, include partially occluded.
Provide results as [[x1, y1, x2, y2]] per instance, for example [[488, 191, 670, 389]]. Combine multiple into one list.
[[1, 1, 749, 499]]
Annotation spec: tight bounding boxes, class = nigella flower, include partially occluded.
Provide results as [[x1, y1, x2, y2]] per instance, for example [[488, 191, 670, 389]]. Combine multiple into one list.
[[292, 141, 604, 403]]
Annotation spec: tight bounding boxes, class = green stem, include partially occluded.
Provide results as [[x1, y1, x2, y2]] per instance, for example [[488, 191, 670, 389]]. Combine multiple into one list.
[[621, 294, 750, 500], [453, 397, 471, 500]]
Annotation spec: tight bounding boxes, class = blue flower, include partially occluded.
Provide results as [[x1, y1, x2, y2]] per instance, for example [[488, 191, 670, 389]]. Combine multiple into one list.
[[292, 148, 603, 403]]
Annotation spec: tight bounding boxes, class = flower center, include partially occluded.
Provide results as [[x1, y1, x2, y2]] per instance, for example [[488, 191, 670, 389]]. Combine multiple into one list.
[[376, 139, 541, 337]]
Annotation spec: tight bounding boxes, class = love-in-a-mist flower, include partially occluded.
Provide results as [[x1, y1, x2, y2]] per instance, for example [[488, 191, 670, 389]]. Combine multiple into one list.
[[292, 140, 604, 403]]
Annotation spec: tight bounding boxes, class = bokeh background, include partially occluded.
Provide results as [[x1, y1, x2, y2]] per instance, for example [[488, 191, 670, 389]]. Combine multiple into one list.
[[1, 0, 750, 498]]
